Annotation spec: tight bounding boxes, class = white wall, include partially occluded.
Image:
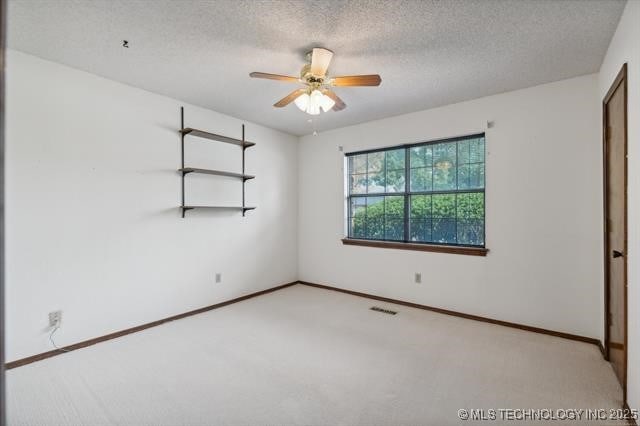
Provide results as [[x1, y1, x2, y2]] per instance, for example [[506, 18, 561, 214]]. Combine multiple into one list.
[[4, 41, 611, 376], [5, 50, 299, 361], [298, 74, 602, 340], [598, 0, 640, 411]]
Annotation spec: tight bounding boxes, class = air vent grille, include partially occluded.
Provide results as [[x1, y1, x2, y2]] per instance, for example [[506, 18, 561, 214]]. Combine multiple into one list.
[[370, 306, 397, 315]]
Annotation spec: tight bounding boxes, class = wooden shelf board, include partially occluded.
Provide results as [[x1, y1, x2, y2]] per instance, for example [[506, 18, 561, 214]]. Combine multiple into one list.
[[179, 168, 255, 180], [180, 128, 255, 148], [182, 206, 256, 211]]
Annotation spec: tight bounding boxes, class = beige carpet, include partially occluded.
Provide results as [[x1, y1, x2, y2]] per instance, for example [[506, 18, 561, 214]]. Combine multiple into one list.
[[7, 284, 626, 425]]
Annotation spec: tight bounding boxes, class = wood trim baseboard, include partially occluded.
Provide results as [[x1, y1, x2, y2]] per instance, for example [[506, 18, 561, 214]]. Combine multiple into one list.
[[598, 340, 606, 358], [6, 280, 606, 370], [298, 280, 603, 349], [5, 281, 298, 370], [341, 238, 488, 256]]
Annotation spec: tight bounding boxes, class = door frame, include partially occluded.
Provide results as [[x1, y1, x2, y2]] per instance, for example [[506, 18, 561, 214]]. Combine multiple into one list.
[[0, 0, 6, 423], [0, 0, 5, 423], [602, 63, 628, 400]]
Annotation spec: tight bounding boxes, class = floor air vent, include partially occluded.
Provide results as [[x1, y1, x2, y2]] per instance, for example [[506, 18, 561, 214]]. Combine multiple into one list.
[[370, 306, 397, 315]]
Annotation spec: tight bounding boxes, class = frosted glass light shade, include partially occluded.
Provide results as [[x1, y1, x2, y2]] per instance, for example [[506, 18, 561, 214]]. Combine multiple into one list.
[[320, 95, 335, 112], [294, 93, 310, 112], [294, 90, 336, 115], [307, 90, 323, 115]]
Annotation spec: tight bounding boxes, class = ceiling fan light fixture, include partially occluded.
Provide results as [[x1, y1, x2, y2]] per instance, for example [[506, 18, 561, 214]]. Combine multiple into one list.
[[305, 89, 323, 115], [294, 93, 310, 112], [320, 94, 336, 112], [307, 103, 321, 115], [250, 46, 381, 115]]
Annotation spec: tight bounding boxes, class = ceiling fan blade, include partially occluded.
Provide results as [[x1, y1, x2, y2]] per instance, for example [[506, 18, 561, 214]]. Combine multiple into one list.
[[310, 48, 334, 77], [323, 89, 346, 111], [274, 89, 307, 108], [249, 72, 299, 83], [331, 74, 382, 87]]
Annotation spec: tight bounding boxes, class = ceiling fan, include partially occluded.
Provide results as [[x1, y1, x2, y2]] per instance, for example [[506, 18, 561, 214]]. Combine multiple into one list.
[[249, 47, 381, 115]]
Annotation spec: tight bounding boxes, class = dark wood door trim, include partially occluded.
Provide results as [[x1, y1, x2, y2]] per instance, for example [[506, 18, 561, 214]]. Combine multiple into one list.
[[602, 62, 628, 402], [0, 0, 6, 423]]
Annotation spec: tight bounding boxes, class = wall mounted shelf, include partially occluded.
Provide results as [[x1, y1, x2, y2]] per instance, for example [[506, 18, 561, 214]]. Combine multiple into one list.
[[181, 206, 256, 215], [180, 128, 256, 148], [179, 167, 255, 181], [180, 107, 255, 218]]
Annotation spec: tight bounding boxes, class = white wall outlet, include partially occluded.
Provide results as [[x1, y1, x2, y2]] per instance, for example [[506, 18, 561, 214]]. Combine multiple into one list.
[[215, 273, 222, 284], [414, 273, 422, 284], [49, 310, 62, 328]]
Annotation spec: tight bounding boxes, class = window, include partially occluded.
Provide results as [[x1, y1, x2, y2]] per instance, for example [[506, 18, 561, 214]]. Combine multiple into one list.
[[346, 134, 485, 252]]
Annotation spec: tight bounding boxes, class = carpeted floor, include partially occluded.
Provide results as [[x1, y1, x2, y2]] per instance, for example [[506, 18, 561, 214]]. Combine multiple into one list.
[[7, 284, 626, 425]]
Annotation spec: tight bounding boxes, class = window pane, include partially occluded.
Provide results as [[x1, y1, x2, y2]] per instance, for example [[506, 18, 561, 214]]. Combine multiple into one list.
[[410, 218, 426, 241], [351, 215, 366, 238], [457, 139, 470, 165], [456, 193, 484, 245], [386, 170, 405, 192], [457, 219, 484, 246], [367, 172, 385, 193], [457, 193, 484, 218], [433, 142, 457, 190], [365, 196, 384, 239], [469, 138, 484, 163], [349, 154, 367, 174], [432, 193, 456, 244], [432, 193, 456, 218], [386, 149, 405, 171], [350, 197, 366, 217], [410, 167, 432, 191], [385, 149, 406, 192], [349, 197, 367, 238], [432, 218, 457, 244], [385, 196, 405, 241], [410, 146, 426, 167], [410, 145, 432, 168], [469, 163, 484, 189], [367, 196, 384, 206], [410, 194, 432, 218], [410, 195, 432, 242], [350, 173, 366, 194], [409, 219, 433, 242], [457, 164, 470, 190], [366, 216, 384, 239], [384, 196, 404, 217], [367, 152, 384, 173], [385, 218, 404, 241]]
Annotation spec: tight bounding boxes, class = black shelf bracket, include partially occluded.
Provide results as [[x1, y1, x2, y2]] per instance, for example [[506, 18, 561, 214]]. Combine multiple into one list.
[[242, 124, 246, 217], [181, 107, 186, 218]]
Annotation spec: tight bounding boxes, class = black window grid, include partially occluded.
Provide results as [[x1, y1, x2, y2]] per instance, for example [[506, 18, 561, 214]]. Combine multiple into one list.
[[346, 134, 485, 248]]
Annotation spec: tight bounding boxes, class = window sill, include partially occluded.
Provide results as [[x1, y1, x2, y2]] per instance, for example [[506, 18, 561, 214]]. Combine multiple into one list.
[[341, 238, 489, 256]]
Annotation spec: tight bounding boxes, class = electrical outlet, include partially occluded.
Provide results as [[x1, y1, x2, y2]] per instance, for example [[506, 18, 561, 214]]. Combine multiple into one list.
[[215, 273, 222, 284], [49, 310, 62, 328], [414, 273, 422, 284]]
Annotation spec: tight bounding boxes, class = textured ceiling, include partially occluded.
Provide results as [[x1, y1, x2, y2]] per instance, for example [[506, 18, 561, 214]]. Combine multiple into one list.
[[8, 0, 625, 136]]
